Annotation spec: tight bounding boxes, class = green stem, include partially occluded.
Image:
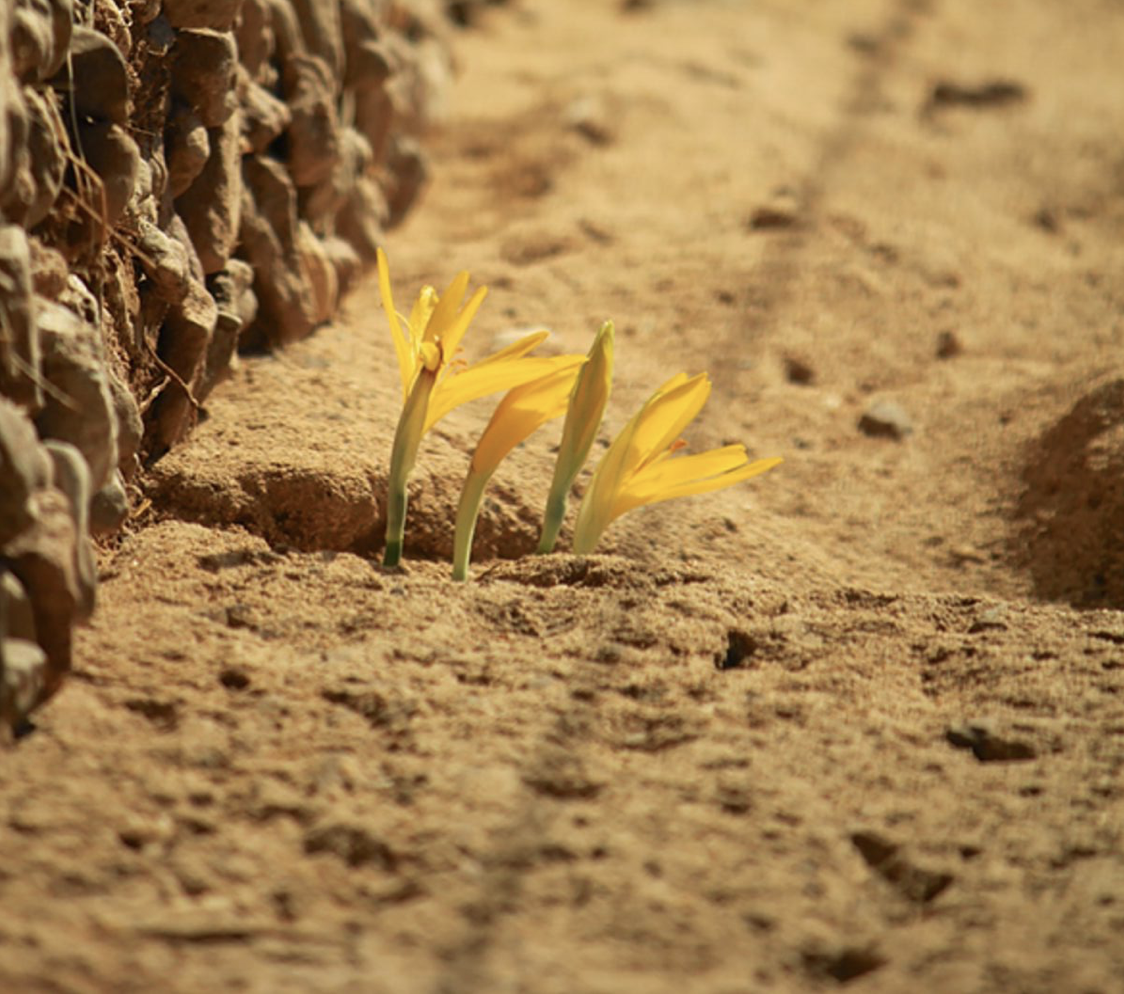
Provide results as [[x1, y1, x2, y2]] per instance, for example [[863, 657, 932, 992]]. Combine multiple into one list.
[[535, 485, 569, 554], [451, 468, 491, 581], [569, 489, 604, 556], [383, 368, 437, 567], [570, 524, 597, 556], [535, 321, 615, 553]]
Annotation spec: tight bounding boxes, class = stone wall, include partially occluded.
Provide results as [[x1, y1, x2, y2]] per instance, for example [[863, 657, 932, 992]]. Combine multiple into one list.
[[0, 0, 494, 734]]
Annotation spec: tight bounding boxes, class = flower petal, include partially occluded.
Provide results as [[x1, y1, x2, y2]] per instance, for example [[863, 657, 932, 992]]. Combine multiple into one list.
[[624, 373, 711, 477], [408, 287, 439, 347], [471, 364, 584, 475], [423, 270, 470, 344], [440, 286, 489, 361], [377, 248, 415, 398], [538, 321, 616, 553], [578, 372, 706, 542], [613, 447, 781, 519], [472, 330, 550, 367], [424, 354, 582, 433], [554, 321, 615, 482]]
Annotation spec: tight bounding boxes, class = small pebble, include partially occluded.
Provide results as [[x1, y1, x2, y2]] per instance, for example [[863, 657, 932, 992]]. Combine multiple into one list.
[[748, 188, 800, 230], [565, 97, 613, 146], [936, 330, 962, 359], [783, 355, 815, 385], [858, 400, 913, 440]]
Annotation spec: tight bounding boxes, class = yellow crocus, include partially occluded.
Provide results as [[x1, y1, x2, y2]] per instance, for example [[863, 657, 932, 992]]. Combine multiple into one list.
[[377, 249, 581, 566], [570, 372, 782, 554], [536, 320, 615, 554], [452, 363, 585, 581]]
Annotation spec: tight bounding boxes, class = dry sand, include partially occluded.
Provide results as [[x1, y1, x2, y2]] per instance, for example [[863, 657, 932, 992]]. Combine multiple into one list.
[[3, 1, 1124, 991]]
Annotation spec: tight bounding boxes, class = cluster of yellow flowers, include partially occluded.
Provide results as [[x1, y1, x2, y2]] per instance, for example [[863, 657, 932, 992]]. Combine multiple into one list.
[[377, 250, 782, 580]]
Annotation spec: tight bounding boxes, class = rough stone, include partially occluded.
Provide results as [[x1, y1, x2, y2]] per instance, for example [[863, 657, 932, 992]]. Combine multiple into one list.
[[10, 0, 73, 82], [1, 637, 48, 734], [219, 258, 258, 331], [241, 74, 292, 154], [172, 29, 239, 129], [297, 221, 338, 325], [384, 134, 429, 226], [58, 272, 98, 328], [162, 278, 219, 387], [321, 234, 361, 296], [334, 174, 386, 262], [202, 260, 255, 397], [175, 109, 243, 273], [33, 297, 119, 491], [350, 41, 394, 165], [4, 486, 88, 700], [137, 218, 193, 307], [0, 571, 36, 643], [235, 0, 275, 82], [302, 124, 370, 227], [163, 0, 246, 31], [239, 154, 316, 345], [3, 85, 68, 229], [133, 0, 163, 25], [26, 87, 68, 222], [0, 397, 51, 546], [151, 275, 219, 451], [168, 212, 207, 284], [0, 3, 14, 200], [27, 235, 67, 299], [265, 0, 309, 68], [290, 0, 344, 86], [43, 440, 96, 618], [75, 120, 140, 225], [340, 0, 389, 88], [106, 366, 143, 479], [90, 469, 129, 535], [166, 104, 211, 199], [139, 151, 167, 221], [51, 25, 130, 126], [120, 150, 155, 226], [0, 76, 29, 213], [0, 225, 41, 410], [283, 54, 342, 188]]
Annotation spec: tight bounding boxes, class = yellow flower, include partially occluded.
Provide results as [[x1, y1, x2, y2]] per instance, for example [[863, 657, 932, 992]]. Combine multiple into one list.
[[452, 363, 585, 581], [571, 372, 782, 554], [536, 320, 615, 554], [377, 249, 581, 566]]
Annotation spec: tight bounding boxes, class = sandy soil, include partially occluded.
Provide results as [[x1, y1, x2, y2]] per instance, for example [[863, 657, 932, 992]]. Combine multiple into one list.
[[4, 1, 1124, 991]]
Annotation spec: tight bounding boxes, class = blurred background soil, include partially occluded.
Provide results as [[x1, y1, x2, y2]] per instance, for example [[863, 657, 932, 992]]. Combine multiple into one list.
[[3, 1, 1124, 991]]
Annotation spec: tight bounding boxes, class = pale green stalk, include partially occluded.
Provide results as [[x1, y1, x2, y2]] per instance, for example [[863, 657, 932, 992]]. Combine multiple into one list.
[[451, 467, 491, 582], [536, 321, 615, 553], [451, 364, 585, 581], [383, 367, 437, 567]]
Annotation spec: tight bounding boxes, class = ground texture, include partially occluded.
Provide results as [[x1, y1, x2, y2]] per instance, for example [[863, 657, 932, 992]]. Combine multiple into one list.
[[3, 1, 1124, 991]]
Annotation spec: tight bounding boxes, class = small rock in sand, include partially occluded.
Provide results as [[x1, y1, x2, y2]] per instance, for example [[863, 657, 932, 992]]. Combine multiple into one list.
[[858, 400, 913, 440], [935, 330, 962, 359]]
